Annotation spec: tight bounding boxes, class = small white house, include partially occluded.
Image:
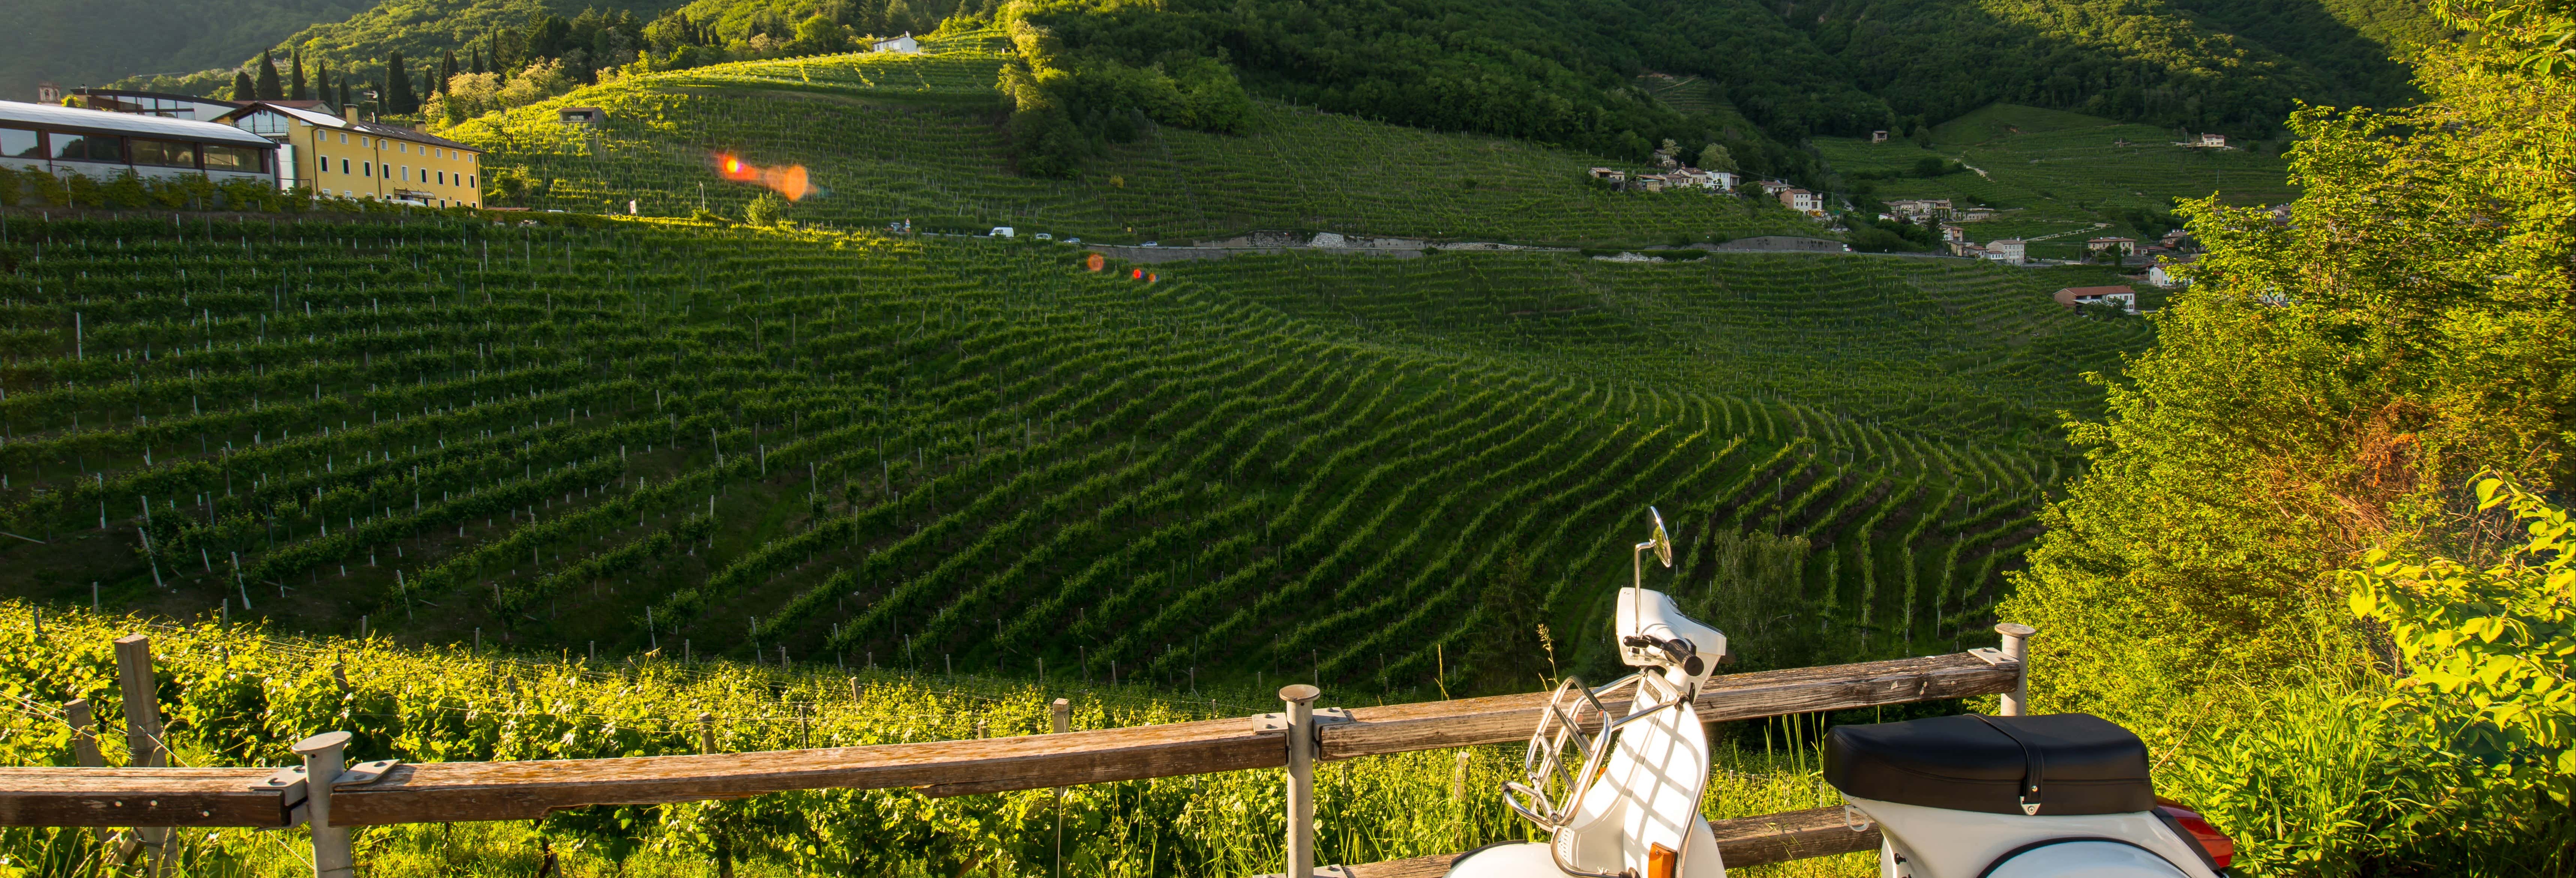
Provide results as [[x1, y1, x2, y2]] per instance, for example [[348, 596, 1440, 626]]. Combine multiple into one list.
[[2198, 133, 2227, 148], [2055, 285, 2139, 313], [872, 32, 920, 53], [1987, 238, 2028, 264], [1779, 188, 1822, 213]]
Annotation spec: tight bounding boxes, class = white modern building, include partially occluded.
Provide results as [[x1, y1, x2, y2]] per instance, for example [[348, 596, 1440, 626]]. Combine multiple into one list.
[[0, 99, 277, 187], [872, 32, 920, 52]]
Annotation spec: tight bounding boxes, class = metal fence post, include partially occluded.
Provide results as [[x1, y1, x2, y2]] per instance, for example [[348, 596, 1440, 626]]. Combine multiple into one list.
[[1281, 683, 1320, 878], [291, 731, 356, 878], [1996, 623, 2036, 716]]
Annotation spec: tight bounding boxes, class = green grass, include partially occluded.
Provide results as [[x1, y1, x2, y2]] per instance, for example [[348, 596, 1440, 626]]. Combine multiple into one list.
[[1815, 103, 2299, 241], [447, 33, 1815, 246], [0, 604, 1877, 877]]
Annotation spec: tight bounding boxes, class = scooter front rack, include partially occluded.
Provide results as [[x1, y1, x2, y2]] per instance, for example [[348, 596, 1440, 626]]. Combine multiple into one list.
[[1501, 673, 1690, 833]]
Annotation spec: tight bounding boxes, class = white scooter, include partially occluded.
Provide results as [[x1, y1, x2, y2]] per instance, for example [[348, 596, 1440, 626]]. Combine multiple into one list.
[[1447, 509, 2237, 878]]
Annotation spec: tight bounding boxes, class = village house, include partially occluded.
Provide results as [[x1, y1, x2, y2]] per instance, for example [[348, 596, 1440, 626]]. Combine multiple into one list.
[[2085, 236, 2137, 257], [216, 100, 482, 207], [872, 32, 920, 52], [1779, 188, 1823, 213], [2198, 133, 2227, 148], [1885, 198, 1952, 221], [1985, 238, 2028, 264], [1870, 130, 1889, 143], [1759, 179, 1795, 196], [2055, 285, 2140, 313]]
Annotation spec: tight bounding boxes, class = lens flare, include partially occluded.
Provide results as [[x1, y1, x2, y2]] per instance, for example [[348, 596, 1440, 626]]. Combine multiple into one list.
[[712, 152, 820, 201]]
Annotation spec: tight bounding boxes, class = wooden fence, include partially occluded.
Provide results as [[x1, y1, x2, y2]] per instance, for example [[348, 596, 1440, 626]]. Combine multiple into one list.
[[0, 631, 2030, 876]]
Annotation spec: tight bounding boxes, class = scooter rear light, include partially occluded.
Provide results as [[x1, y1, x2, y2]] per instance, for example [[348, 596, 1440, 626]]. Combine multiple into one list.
[[2152, 799, 2234, 870]]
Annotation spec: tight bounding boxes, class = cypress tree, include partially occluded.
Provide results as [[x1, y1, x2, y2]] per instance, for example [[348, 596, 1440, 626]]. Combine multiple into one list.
[[231, 70, 258, 102], [290, 52, 309, 100], [339, 79, 352, 113], [438, 50, 458, 95], [385, 50, 413, 114], [316, 63, 334, 109], [256, 52, 284, 100]]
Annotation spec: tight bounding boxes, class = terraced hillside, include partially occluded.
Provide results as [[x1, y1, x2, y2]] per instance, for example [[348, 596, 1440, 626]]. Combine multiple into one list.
[[1814, 104, 2298, 256], [1154, 252, 2152, 445], [0, 213, 2057, 698], [449, 33, 1814, 246]]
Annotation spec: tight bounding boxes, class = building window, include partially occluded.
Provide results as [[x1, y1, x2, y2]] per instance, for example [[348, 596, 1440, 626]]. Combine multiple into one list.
[[436, 170, 445, 184], [401, 165, 409, 181], [341, 159, 349, 174], [203, 145, 264, 172], [49, 133, 121, 162], [363, 162, 372, 177], [338, 133, 347, 144], [129, 139, 195, 168], [0, 127, 37, 159]]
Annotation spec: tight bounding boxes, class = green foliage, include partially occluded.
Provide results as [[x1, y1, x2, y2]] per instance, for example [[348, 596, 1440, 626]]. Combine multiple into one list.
[[1999, 0, 2576, 782], [745, 190, 790, 225], [2353, 476, 2576, 805]]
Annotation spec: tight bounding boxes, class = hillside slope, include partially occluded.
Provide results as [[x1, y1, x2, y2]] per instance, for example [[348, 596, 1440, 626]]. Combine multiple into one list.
[[0, 213, 2095, 694], [446, 39, 1816, 245]]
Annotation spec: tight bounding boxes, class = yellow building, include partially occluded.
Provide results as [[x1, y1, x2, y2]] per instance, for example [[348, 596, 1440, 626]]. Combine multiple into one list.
[[216, 101, 483, 208]]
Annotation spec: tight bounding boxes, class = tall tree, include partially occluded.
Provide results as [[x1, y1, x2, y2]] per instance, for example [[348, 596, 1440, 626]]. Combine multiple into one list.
[[338, 79, 352, 113], [256, 51, 283, 100], [289, 53, 308, 101], [231, 70, 257, 102], [438, 50, 459, 96], [315, 62, 333, 110], [384, 50, 413, 114]]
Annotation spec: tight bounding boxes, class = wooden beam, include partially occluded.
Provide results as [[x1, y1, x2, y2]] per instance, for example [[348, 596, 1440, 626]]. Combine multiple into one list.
[[0, 653, 2014, 827], [1335, 806, 1881, 878], [0, 768, 289, 828]]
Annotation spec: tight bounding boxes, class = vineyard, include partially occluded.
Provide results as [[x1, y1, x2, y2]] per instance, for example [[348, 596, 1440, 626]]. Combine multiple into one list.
[[1815, 103, 2298, 255], [1152, 251, 2153, 446], [0, 211, 2077, 697], [444, 33, 1814, 246], [0, 606, 1875, 877]]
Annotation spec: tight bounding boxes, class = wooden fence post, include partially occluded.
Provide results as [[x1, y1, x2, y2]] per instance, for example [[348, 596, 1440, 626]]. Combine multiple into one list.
[[1281, 684, 1320, 878], [291, 731, 356, 878], [112, 635, 168, 862], [1996, 623, 2036, 716], [61, 699, 108, 845], [1052, 698, 1070, 878]]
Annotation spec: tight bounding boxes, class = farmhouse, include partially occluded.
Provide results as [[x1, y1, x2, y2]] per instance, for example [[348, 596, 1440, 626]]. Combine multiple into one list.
[[216, 101, 481, 207], [1779, 188, 1822, 213], [2199, 133, 2227, 148], [1886, 198, 1952, 221], [2084, 236, 2137, 256], [1986, 238, 2027, 264], [1759, 179, 1795, 196], [872, 32, 920, 53], [2055, 285, 2140, 312], [0, 99, 277, 187]]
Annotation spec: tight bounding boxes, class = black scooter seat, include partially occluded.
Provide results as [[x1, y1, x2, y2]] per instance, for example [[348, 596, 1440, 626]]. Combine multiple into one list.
[[1822, 713, 2153, 816]]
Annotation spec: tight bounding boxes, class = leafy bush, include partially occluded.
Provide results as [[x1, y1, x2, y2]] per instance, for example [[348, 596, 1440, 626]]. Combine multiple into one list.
[[745, 190, 789, 226]]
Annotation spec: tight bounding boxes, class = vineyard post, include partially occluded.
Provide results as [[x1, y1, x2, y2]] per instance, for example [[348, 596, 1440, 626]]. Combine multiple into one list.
[[113, 634, 168, 860], [61, 698, 107, 844], [292, 731, 357, 878], [1052, 697, 1070, 878], [1281, 684, 1322, 878], [1996, 623, 2035, 716]]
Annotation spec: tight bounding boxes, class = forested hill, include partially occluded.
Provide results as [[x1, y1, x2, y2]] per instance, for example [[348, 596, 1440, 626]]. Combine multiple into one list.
[[51, 0, 2441, 168]]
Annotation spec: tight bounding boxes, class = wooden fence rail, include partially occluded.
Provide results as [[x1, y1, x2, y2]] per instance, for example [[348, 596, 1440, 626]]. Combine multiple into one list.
[[0, 645, 2021, 873]]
